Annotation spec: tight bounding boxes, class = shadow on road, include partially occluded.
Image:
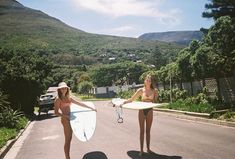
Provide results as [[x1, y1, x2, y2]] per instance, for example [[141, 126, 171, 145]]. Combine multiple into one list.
[[36, 113, 58, 121], [82, 151, 108, 159], [127, 150, 182, 159]]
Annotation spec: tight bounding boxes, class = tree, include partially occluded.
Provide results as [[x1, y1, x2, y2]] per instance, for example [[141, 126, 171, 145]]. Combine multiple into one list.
[[165, 62, 180, 83], [156, 67, 168, 90], [0, 48, 53, 115], [202, 0, 235, 20], [190, 45, 216, 86], [204, 16, 235, 76], [77, 81, 93, 96], [176, 48, 195, 95], [177, 48, 193, 81], [90, 62, 148, 87], [188, 40, 200, 54], [77, 73, 91, 83], [148, 46, 165, 69]]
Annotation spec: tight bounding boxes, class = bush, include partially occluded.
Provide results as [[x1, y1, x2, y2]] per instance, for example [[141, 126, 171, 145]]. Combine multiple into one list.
[[158, 88, 187, 102], [195, 93, 209, 104], [77, 81, 93, 95], [0, 91, 28, 129], [212, 111, 235, 121], [172, 88, 188, 101], [116, 90, 135, 99], [158, 89, 170, 102], [0, 106, 24, 129], [0, 128, 17, 148], [0, 49, 53, 115], [0, 92, 28, 149], [16, 116, 28, 130], [184, 93, 209, 105], [222, 111, 235, 121], [168, 99, 215, 113], [0, 92, 10, 109]]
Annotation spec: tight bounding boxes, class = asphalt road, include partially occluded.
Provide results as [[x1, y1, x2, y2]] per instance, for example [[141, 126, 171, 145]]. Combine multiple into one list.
[[4, 101, 235, 159]]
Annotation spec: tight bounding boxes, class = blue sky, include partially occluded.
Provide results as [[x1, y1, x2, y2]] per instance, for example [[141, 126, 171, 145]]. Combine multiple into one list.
[[18, 0, 213, 37]]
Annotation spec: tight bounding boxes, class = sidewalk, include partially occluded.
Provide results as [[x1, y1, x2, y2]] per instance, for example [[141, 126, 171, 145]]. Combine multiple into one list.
[[154, 108, 235, 128]]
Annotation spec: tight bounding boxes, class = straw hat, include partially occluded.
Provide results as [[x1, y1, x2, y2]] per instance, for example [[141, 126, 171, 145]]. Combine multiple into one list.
[[57, 82, 70, 90]]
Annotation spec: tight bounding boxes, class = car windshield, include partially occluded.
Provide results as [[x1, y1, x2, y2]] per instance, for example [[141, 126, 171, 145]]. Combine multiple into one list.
[[40, 95, 53, 99]]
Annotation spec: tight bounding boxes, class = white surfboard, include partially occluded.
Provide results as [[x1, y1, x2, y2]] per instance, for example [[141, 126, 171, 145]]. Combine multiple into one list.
[[112, 98, 167, 110], [70, 102, 96, 142]]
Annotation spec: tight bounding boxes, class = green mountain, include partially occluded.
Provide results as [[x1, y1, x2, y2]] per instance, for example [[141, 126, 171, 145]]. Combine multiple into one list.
[[0, 0, 182, 63], [139, 31, 203, 45]]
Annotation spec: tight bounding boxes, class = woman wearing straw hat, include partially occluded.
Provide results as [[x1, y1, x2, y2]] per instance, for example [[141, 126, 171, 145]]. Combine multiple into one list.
[[54, 82, 96, 159]]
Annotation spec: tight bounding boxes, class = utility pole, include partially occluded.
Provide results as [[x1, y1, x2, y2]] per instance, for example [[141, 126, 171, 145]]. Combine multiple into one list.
[[169, 58, 172, 103], [170, 69, 172, 103]]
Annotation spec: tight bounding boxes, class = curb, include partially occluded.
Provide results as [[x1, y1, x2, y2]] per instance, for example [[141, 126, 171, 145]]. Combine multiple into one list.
[[154, 108, 210, 118], [154, 108, 235, 128], [0, 121, 31, 159]]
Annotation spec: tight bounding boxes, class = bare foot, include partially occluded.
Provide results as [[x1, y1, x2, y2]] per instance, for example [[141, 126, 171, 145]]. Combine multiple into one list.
[[147, 149, 154, 153]]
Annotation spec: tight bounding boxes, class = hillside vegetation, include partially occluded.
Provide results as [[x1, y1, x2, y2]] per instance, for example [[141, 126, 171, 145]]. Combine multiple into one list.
[[139, 31, 203, 45], [0, 0, 182, 63]]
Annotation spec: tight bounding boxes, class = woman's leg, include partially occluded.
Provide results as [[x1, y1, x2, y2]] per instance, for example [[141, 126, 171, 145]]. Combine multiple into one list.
[[62, 118, 72, 159], [146, 109, 153, 152], [138, 110, 145, 155]]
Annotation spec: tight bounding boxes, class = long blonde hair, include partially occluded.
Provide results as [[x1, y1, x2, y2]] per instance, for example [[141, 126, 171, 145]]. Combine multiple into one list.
[[144, 74, 155, 90]]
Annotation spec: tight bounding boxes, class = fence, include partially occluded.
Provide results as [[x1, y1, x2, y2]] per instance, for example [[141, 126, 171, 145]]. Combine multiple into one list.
[[93, 77, 235, 104], [92, 84, 142, 98], [157, 77, 235, 104]]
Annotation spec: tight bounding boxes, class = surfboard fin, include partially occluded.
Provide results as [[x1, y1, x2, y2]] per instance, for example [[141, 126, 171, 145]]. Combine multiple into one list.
[[84, 131, 88, 141]]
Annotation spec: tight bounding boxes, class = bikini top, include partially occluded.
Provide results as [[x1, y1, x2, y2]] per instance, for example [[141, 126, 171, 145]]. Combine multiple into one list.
[[59, 98, 71, 108], [141, 88, 155, 102], [58, 98, 71, 115]]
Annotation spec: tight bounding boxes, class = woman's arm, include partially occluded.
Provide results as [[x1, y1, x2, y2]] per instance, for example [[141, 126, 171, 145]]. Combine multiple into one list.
[[71, 96, 97, 112], [123, 88, 142, 104]]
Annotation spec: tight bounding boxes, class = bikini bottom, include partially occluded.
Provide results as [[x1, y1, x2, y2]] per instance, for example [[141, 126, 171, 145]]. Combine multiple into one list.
[[143, 108, 152, 117]]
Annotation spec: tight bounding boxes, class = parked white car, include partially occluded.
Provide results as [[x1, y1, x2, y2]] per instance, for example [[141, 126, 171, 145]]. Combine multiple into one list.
[[38, 92, 57, 115]]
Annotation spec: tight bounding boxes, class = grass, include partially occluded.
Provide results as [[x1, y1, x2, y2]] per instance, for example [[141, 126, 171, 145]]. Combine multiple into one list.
[[159, 100, 235, 122], [211, 111, 235, 121], [0, 127, 17, 148], [219, 111, 235, 121], [0, 115, 28, 149], [161, 100, 215, 113], [34, 107, 39, 113]]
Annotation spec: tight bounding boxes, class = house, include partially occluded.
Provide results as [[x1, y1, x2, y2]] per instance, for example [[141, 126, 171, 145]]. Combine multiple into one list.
[[109, 57, 116, 61]]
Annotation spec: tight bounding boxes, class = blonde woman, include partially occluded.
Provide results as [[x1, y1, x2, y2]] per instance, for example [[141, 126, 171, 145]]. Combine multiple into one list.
[[54, 82, 96, 159], [123, 75, 158, 156]]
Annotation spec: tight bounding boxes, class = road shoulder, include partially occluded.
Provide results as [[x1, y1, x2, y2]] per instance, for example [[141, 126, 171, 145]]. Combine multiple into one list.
[[154, 108, 235, 128], [0, 121, 34, 159]]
